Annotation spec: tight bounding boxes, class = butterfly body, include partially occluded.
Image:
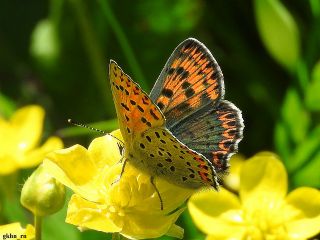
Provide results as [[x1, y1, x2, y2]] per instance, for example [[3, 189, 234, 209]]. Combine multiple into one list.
[[109, 38, 243, 190]]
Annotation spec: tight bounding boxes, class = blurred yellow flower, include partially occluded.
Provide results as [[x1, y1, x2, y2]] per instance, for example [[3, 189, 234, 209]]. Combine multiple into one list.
[[189, 152, 320, 240], [43, 130, 194, 239], [223, 154, 245, 192], [0, 222, 35, 240], [0, 105, 63, 175]]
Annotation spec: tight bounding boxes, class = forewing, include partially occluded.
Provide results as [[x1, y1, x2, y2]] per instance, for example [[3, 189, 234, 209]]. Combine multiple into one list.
[[150, 38, 224, 128], [171, 100, 244, 174], [109, 60, 165, 144]]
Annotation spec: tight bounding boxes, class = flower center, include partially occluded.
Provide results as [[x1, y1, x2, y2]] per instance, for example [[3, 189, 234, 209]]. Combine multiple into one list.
[[244, 206, 288, 239]]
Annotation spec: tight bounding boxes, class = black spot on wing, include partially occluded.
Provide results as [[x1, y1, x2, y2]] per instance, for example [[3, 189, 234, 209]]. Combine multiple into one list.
[[137, 105, 144, 112], [121, 103, 129, 111], [162, 88, 174, 98], [185, 88, 195, 98], [130, 100, 136, 105], [167, 68, 175, 75], [182, 81, 191, 89], [157, 101, 165, 110], [176, 67, 184, 75], [150, 109, 160, 120]]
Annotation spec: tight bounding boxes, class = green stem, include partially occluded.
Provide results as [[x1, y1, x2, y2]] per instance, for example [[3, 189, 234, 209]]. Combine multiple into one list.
[[68, 0, 113, 116], [98, 0, 147, 90], [34, 215, 42, 240]]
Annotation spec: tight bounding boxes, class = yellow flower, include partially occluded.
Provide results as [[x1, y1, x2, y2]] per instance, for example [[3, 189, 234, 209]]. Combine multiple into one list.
[[0, 222, 35, 240], [0, 105, 63, 175], [189, 152, 320, 240], [223, 154, 245, 192], [43, 130, 194, 239]]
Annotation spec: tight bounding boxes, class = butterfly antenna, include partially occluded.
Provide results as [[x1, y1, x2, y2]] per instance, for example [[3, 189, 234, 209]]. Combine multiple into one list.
[[67, 119, 124, 145]]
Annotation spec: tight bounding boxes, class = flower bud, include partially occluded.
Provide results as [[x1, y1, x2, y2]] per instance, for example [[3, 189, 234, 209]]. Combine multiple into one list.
[[20, 164, 65, 216]]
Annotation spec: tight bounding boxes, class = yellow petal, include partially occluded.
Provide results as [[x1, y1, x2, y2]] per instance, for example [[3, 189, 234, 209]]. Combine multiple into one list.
[[157, 179, 195, 213], [66, 194, 122, 233], [88, 134, 122, 170], [43, 145, 102, 201], [121, 207, 185, 239], [124, 165, 194, 213], [240, 152, 287, 212], [0, 154, 18, 175], [188, 188, 245, 238], [166, 224, 184, 239], [0, 222, 35, 239], [206, 236, 237, 240], [223, 154, 246, 192], [284, 187, 320, 239], [20, 136, 63, 168], [0, 120, 12, 151], [10, 105, 44, 152], [105, 163, 161, 211]]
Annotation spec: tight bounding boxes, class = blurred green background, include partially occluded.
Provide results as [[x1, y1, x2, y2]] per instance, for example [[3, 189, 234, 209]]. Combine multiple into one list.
[[1, 0, 320, 239]]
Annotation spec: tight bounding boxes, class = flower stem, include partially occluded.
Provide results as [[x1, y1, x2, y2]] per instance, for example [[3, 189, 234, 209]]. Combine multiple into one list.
[[34, 215, 42, 240], [98, 0, 147, 90]]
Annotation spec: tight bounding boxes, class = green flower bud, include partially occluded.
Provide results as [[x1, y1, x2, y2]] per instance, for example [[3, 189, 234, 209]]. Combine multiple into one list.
[[20, 164, 65, 216]]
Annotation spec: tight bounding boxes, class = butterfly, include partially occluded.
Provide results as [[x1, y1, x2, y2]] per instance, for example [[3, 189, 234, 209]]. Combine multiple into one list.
[[109, 38, 243, 206]]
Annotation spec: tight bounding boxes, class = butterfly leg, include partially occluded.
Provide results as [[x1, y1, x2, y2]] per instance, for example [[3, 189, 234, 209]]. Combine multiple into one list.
[[150, 176, 164, 210], [117, 142, 125, 163], [111, 158, 128, 186]]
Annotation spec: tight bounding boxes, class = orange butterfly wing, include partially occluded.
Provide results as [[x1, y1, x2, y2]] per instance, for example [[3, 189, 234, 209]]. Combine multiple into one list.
[[109, 60, 165, 144]]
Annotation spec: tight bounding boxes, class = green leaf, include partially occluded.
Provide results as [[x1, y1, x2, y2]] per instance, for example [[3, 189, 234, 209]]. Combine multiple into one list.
[[274, 121, 291, 164], [0, 93, 16, 118], [289, 125, 320, 173], [42, 190, 80, 240], [293, 151, 320, 188], [310, 0, 320, 17], [0, 174, 28, 224], [254, 0, 300, 71], [180, 210, 205, 240], [281, 88, 310, 145], [2, 196, 28, 224], [306, 60, 320, 111], [137, 0, 202, 34]]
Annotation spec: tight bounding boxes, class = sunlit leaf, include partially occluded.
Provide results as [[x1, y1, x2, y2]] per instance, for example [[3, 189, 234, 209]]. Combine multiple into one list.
[[30, 19, 60, 68], [254, 0, 300, 71], [281, 87, 310, 145], [306, 60, 320, 111]]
